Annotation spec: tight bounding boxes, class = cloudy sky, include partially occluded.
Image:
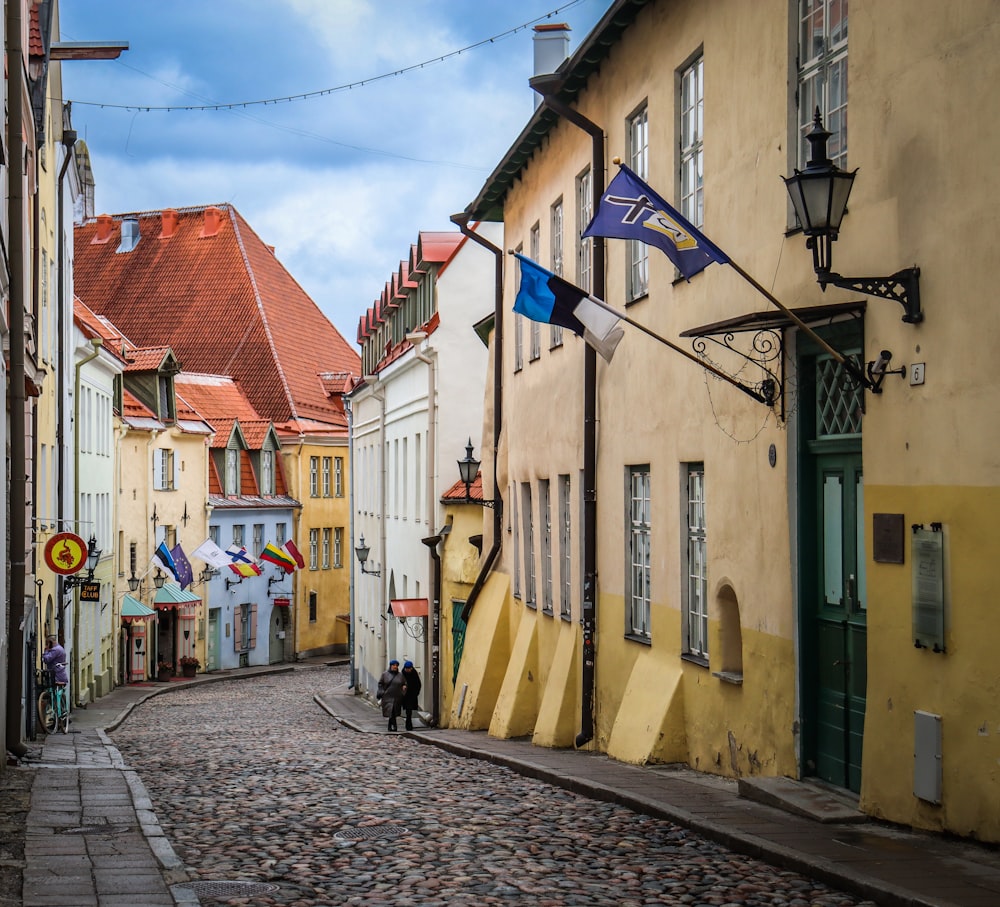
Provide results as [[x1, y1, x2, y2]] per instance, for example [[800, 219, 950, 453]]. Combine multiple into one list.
[[58, 1, 609, 340]]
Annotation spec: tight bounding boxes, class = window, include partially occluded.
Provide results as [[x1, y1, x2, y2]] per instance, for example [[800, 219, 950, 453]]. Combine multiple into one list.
[[260, 449, 275, 495], [335, 457, 344, 496], [627, 466, 651, 639], [275, 523, 287, 546], [577, 168, 593, 293], [511, 483, 521, 599], [685, 464, 708, 658], [522, 482, 535, 607], [253, 524, 264, 558], [232, 525, 245, 549], [514, 244, 525, 372], [225, 448, 239, 495], [627, 105, 649, 300], [550, 201, 564, 347], [414, 437, 421, 518], [334, 527, 343, 568], [559, 474, 572, 619], [680, 55, 704, 228], [322, 528, 331, 569], [309, 590, 317, 622], [310, 457, 319, 497], [209, 525, 220, 547], [529, 224, 541, 360], [237, 603, 257, 652], [540, 480, 553, 612], [322, 457, 332, 497], [153, 449, 175, 491], [798, 0, 848, 169], [309, 528, 319, 570]]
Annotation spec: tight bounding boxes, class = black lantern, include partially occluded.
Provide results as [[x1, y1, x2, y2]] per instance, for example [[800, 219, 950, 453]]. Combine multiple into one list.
[[783, 108, 921, 324], [65, 536, 103, 589], [153, 569, 165, 589], [354, 534, 380, 577], [456, 439, 496, 508], [127, 572, 141, 592]]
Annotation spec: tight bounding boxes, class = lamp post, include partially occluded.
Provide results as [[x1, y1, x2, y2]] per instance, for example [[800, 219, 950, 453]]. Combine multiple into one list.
[[784, 108, 922, 324], [354, 535, 381, 577], [64, 536, 103, 589], [456, 440, 497, 508]]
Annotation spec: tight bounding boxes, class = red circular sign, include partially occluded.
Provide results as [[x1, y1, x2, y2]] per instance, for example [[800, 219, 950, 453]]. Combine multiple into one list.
[[44, 532, 88, 575]]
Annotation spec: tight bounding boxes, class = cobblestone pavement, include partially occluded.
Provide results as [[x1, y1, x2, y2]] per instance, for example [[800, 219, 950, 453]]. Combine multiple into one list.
[[109, 665, 876, 907]]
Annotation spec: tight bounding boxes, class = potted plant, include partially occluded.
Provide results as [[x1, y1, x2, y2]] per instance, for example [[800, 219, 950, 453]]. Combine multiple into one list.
[[179, 655, 201, 678], [156, 661, 174, 682]]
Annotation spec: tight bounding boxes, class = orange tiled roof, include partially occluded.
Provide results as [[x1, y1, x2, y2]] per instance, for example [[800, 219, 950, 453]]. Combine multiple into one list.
[[73, 298, 129, 366], [124, 347, 174, 372], [441, 472, 485, 503], [73, 205, 359, 435]]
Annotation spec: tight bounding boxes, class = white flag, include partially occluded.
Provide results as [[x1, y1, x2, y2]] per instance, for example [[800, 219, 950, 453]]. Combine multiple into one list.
[[192, 538, 232, 570]]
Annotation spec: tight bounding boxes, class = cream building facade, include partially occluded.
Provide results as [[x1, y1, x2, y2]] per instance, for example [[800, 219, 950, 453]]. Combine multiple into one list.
[[452, 0, 1000, 843]]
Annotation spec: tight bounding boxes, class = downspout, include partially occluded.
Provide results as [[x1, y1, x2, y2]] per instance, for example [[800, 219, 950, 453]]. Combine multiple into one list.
[[449, 214, 503, 623], [6, 0, 29, 758], [363, 376, 387, 669], [421, 518, 450, 728], [529, 76, 604, 748], [344, 397, 356, 687], [72, 337, 103, 700]]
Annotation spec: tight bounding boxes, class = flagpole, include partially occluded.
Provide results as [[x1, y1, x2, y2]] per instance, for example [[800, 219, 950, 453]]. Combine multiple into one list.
[[585, 295, 771, 405]]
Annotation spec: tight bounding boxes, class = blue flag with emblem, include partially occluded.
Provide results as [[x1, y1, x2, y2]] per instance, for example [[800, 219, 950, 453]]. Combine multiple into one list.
[[583, 163, 730, 280]]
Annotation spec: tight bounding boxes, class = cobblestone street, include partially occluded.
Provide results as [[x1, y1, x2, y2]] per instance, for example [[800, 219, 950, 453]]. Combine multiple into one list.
[[109, 665, 875, 906]]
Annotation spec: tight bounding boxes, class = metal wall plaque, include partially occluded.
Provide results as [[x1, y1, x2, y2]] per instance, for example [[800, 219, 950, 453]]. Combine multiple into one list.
[[873, 513, 905, 563], [912, 525, 945, 652]]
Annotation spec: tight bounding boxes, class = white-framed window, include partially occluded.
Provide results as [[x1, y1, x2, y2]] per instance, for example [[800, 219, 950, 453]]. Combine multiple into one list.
[[322, 457, 331, 496], [275, 523, 287, 545], [322, 528, 331, 569], [685, 463, 708, 658], [627, 104, 649, 301], [253, 524, 264, 558], [153, 448, 176, 491], [261, 449, 274, 495], [550, 201, 564, 348], [237, 602, 257, 652], [309, 528, 319, 570], [310, 456, 319, 497], [511, 483, 521, 599], [798, 0, 848, 169], [529, 224, 541, 360], [334, 527, 343, 568], [559, 474, 572, 619], [225, 448, 239, 495], [626, 465, 651, 640], [210, 525, 220, 547], [540, 479, 552, 612], [335, 457, 344, 496], [522, 482, 535, 607], [680, 54, 704, 228], [577, 168, 593, 293], [232, 524, 245, 548]]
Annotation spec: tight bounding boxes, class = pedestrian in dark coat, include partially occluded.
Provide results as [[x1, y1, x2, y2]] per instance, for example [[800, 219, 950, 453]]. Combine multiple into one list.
[[401, 661, 422, 730], [377, 659, 406, 731]]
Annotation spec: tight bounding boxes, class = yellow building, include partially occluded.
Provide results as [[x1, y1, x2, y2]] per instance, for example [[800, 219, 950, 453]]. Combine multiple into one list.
[[453, 0, 1000, 843]]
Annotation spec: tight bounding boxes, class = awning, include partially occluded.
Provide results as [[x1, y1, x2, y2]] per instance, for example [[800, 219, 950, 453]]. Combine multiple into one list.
[[153, 582, 202, 610], [679, 300, 866, 338], [121, 594, 156, 622], [390, 598, 429, 618]]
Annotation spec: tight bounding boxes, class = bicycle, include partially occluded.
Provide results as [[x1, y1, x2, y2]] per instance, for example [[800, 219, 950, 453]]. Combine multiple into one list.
[[37, 666, 70, 734]]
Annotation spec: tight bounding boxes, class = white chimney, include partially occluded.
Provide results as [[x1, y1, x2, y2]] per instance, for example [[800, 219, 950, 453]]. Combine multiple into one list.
[[533, 23, 570, 108]]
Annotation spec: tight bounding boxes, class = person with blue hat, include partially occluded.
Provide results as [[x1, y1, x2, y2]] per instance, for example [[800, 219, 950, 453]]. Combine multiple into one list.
[[376, 659, 406, 731], [401, 661, 422, 730]]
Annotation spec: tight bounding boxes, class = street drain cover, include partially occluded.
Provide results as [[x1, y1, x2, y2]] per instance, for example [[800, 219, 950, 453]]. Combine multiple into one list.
[[335, 824, 408, 841], [184, 881, 281, 898]]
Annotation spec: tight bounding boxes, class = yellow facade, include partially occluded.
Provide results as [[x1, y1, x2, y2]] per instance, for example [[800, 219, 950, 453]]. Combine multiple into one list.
[[452, 0, 1000, 843]]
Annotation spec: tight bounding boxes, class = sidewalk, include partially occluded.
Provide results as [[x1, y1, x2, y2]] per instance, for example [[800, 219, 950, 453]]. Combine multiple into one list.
[[317, 684, 1000, 907]]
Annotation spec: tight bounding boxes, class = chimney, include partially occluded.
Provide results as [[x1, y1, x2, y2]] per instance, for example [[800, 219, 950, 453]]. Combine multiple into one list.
[[116, 217, 141, 253], [159, 209, 179, 239], [200, 206, 223, 238], [93, 213, 114, 244], [532, 23, 570, 108]]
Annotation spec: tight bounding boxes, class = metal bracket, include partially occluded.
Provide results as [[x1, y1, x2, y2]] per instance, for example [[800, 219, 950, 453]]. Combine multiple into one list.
[[691, 329, 783, 415], [821, 268, 922, 324]]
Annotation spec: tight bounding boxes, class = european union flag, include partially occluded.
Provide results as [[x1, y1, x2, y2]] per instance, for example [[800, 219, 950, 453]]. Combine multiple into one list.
[[583, 164, 730, 280], [171, 543, 193, 589]]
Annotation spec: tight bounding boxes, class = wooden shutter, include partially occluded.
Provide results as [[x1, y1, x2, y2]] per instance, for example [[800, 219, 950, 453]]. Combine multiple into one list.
[[248, 603, 258, 649], [153, 450, 164, 490]]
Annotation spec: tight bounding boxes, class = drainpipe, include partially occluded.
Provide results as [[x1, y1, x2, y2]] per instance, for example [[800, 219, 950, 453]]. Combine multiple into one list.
[[344, 396, 356, 687], [529, 75, 604, 748], [72, 338, 104, 699], [362, 376, 387, 671], [6, 0, 29, 758], [421, 519, 450, 727], [449, 214, 504, 623]]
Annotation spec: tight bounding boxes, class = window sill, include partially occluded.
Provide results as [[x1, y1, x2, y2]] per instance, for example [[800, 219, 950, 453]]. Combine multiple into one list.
[[624, 632, 651, 647], [681, 652, 709, 669], [713, 671, 744, 686]]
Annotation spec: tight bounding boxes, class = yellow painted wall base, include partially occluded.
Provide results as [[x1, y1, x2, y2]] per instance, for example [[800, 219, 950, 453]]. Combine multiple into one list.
[[490, 609, 539, 738], [532, 621, 579, 748], [607, 653, 687, 765]]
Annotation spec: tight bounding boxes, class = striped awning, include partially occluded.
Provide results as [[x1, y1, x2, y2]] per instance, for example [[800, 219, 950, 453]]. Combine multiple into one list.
[[153, 582, 202, 610]]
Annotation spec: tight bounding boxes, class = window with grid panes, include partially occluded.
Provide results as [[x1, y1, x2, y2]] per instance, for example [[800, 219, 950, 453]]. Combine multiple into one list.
[[684, 464, 708, 658], [680, 55, 704, 228], [334, 527, 343, 567], [335, 457, 344, 496], [322, 457, 331, 496], [529, 224, 541, 360], [522, 482, 535, 606], [817, 350, 863, 437], [309, 528, 319, 570], [322, 528, 331, 568], [275, 523, 287, 545], [511, 483, 521, 598], [310, 457, 319, 497], [798, 0, 848, 169], [232, 525, 245, 548], [577, 168, 593, 293], [253, 524, 264, 558], [559, 474, 572, 619], [540, 479, 553, 612], [627, 105, 649, 300], [626, 466, 651, 639], [261, 449, 274, 495], [550, 201, 564, 347]]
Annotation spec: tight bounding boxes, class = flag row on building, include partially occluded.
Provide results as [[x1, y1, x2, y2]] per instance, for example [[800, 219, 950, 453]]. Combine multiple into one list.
[[151, 537, 305, 589]]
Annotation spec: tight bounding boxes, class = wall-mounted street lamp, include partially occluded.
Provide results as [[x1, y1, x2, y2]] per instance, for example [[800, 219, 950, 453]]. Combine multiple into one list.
[[267, 574, 287, 595], [225, 575, 243, 592], [153, 569, 165, 589], [64, 536, 102, 589], [457, 439, 497, 508], [127, 571, 141, 593], [198, 567, 219, 584], [783, 108, 922, 324], [354, 535, 381, 577]]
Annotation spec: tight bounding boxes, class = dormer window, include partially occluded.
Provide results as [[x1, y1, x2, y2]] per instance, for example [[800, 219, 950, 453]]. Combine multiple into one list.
[[260, 449, 274, 496], [225, 447, 240, 495], [158, 375, 175, 422]]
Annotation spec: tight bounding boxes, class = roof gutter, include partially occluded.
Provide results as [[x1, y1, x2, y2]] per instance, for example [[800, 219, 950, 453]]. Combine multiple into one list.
[[450, 214, 503, 624]]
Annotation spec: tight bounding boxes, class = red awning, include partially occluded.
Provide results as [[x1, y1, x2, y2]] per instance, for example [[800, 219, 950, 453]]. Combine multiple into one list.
[[390, 598, 429, 618]]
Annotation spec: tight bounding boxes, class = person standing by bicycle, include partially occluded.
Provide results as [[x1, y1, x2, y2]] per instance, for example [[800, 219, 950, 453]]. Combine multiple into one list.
[[42, 635, 69, 688]]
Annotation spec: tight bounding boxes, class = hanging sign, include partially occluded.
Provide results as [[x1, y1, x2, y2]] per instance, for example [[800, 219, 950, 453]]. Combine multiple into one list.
[[43, 532, 88, 575], [79, 582, 101, 602]]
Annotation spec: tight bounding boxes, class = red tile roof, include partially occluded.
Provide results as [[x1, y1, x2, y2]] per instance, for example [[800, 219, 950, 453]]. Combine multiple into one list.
[[73, 204, 360, 435], [441, 471, 485, 503]]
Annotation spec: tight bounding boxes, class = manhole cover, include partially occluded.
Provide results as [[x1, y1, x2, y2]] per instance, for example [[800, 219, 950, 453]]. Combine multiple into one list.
[[335, 824, 408, 841], [184, 881, 281, 898]]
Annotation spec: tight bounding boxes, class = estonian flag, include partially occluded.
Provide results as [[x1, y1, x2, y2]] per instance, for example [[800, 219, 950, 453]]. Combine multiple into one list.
[[152, 541, 179, 581], [583, 163, 730, 280], [513, 254, 624, 363], [260, 541, 296, 573]]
